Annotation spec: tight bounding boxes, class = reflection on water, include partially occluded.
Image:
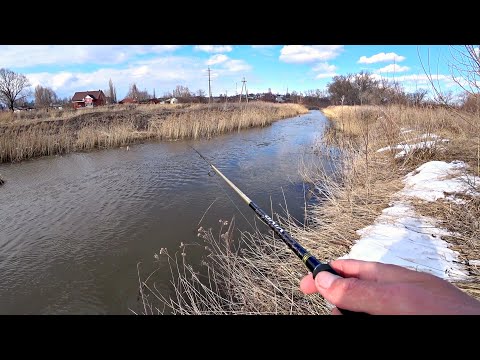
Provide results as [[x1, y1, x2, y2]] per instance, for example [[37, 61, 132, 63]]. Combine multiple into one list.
[[0, 111, 331, 314]]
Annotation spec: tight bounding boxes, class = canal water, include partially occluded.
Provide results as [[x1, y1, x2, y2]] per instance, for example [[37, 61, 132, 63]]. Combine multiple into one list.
[[0, 110, 331, 314]]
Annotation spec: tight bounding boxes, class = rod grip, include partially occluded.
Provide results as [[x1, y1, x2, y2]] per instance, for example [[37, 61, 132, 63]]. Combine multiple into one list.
[[313, 263, 369, 316]]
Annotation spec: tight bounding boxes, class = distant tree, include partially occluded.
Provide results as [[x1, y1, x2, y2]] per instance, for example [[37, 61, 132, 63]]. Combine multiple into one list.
[[327, 74, 357, 105], [136, 88, 151, 101], [108, 78, 117, 103], [0, 68, 31, 111], [460, 92, 480, 113], [406, 89, 428, 106], [127, 83, 140, 100], [352, 71, 378, 105], [173, 85, 192, 98], [290, 90, 302, 103], [196, 89, 206, 103], [34, 85, 58, 109]]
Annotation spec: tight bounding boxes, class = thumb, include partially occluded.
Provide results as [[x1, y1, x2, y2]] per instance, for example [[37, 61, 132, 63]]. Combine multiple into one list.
[[315, 270, 342, 291], [314, 270, 381, 314]]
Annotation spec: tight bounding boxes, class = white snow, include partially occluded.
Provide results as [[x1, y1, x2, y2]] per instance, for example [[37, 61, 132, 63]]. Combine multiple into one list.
[[342, 201, 469, 280], [402, 160, 479, 201], [342, 135, 479, 280], [376, 130, 449, 158]]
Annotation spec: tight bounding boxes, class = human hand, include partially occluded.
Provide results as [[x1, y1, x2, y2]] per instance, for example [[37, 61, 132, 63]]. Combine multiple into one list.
[[300, 259, 480, 315]]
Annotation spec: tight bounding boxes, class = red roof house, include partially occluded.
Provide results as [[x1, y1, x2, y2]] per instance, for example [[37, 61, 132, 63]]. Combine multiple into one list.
[[71, 90, 107, 109], [118, 97, 138, 105]]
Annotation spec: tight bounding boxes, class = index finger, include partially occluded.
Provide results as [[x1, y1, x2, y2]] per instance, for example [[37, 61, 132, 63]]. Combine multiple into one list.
[[331, 259, 435, 283]]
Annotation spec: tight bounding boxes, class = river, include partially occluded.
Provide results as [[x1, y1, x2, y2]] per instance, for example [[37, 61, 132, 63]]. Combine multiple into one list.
[[0, 110, 330, 314]]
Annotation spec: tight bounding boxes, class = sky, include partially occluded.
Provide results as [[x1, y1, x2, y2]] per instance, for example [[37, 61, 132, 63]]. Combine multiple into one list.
[[0, 45, 469, 101], [340, 130, 479, 281]]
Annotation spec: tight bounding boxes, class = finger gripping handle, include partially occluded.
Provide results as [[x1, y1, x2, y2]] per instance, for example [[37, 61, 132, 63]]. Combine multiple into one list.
[[313, 263, 369, 316]]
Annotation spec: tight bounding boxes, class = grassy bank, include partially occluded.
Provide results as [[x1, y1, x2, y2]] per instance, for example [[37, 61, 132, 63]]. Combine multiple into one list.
[[0, 102, 308, 163], [139, 104, 480, 315]]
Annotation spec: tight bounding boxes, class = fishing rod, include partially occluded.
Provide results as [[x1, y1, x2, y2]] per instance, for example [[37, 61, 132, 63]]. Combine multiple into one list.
[[190, 145, 366, 315]]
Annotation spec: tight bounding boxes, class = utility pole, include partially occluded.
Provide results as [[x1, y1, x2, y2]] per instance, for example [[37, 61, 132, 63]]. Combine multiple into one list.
[[207, 66, 212, 103], [239, 77, 248, 103]]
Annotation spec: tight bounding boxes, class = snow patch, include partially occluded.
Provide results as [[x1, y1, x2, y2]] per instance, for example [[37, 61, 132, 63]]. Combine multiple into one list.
[[342, 158, 478, 280]]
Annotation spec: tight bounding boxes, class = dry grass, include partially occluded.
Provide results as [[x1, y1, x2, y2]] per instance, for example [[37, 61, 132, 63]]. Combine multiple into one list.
[[0, 102, 308, 163], [301, 105, 480, 300], [136, 219, 331, 315], [136, 104, 480, 315]]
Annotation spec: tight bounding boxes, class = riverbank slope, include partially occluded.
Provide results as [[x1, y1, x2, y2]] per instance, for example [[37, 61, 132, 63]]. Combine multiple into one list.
[[0, 102, 308, 164]]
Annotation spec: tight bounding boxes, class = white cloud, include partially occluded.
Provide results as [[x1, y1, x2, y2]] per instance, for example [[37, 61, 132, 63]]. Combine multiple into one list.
[[312, 62, 337, 79], [204, 54, 251, 73], [474, 47, 480, 57], [312, 62, 336, 73], [392, 74, 448, 82], [279, 45, 343, 63], [206, 54, 229, 65], [0, 45, 181, 68], [376, 64, 410, 73], [150, 45, 182, 52], [28, 72, 79, 91], [25, 54, 251, 100], [195, 45, 233, 53], [26, 56, 203, 98], [370, 73, 463, 96], [315, 73, 337, 79], [222, 59, 251, 72], [358, 52, 406, 64]]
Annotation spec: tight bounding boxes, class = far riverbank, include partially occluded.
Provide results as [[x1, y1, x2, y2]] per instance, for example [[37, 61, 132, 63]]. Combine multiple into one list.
[[0, 102, 308, 164]]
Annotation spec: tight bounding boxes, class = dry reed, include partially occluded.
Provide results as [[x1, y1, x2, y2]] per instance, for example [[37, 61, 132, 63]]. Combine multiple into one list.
[[0, 102, 308, 163]]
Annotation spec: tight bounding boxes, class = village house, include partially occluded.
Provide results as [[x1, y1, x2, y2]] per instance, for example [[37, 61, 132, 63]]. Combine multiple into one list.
[[71, 90, 107, 109], [118, 97, 138, 105]]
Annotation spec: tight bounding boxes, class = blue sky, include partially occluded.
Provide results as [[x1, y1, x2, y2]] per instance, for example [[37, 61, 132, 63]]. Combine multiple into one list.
[[0, 45, 467, 101]]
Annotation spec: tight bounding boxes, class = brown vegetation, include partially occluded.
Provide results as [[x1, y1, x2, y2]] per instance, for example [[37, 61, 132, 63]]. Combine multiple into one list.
[[0, 102, 308, 163], [138, 104, 480, 315]]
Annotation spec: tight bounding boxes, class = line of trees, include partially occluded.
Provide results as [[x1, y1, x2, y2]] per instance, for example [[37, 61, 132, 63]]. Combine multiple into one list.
[[34, 85, 58, 110], [122, 83, 208, 103], [326, 71, 428, 107]]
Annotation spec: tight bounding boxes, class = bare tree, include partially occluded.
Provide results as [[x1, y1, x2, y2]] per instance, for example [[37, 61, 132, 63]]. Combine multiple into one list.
[[34, 85, 58, 109], [407, 89, 428, 106], [0, 68, 31, 111], [127, 83, 140, 100], [449, 45, 480, 97], [196, 89, 206, 103], [173, 85, 192, 98], [108, 78, 117, 103], [419, 45, 479, 107]]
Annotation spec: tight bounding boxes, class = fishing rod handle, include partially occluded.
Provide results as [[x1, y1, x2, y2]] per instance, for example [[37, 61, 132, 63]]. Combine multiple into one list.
[[313, 263, 369, 316]]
